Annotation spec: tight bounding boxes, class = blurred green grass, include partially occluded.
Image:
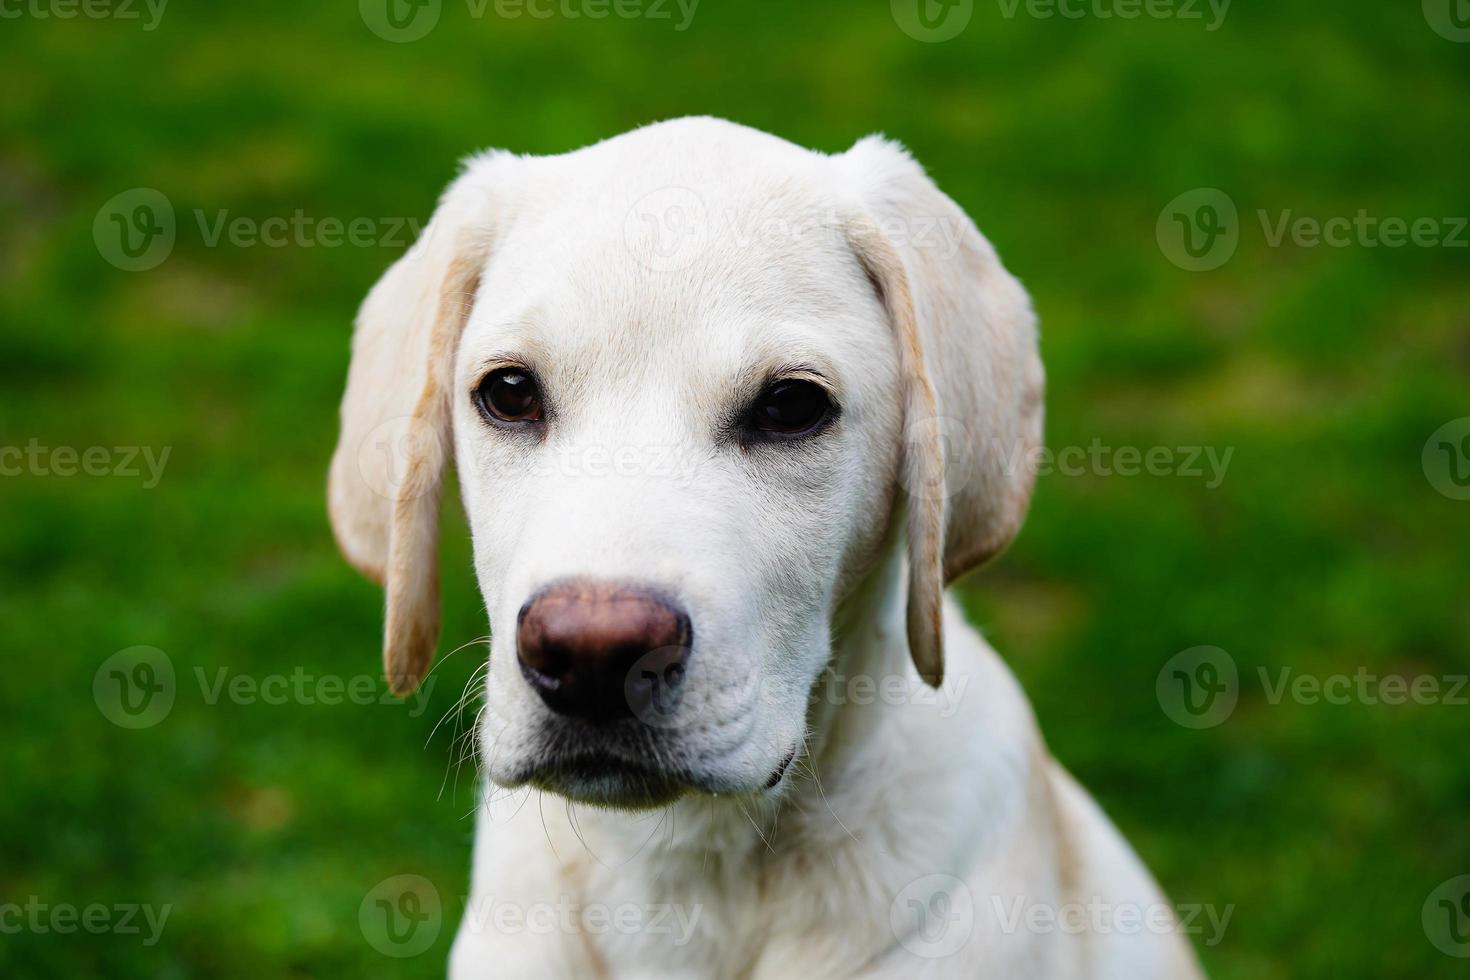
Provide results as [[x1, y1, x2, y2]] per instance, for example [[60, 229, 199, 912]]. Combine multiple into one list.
[[1, 1, 1467, 977]]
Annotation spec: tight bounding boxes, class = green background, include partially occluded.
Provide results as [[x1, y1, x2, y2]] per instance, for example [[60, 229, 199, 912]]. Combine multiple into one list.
[[2, 1, 1467, 976]]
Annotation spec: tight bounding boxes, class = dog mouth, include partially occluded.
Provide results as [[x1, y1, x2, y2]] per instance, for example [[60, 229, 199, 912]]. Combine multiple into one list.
[[764, 747, 798, 789], [526, 751, 691, 809], [504, 739, 798, 810]]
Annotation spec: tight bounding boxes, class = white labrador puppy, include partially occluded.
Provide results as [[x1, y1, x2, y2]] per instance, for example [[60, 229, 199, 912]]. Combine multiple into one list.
[[329, 117, 1205, 979]]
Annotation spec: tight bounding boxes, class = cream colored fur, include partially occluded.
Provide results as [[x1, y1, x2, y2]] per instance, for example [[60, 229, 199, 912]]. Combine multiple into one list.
[[329, 117, 1206, 979]]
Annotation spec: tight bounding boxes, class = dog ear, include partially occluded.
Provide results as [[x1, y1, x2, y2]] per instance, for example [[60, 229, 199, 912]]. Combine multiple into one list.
[[840, 136, 1045, 687], [327, 156, 506, 696]]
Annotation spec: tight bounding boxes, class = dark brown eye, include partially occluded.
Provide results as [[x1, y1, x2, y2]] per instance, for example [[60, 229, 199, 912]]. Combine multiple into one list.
[[746, 379, 835, 439], [475, 368, 544, 424]]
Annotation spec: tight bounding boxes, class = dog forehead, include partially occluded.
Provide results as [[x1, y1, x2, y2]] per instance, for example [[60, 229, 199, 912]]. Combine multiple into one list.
[[485, 118, 856, 284], [541, 115, 836, 200], [461, 121, 883, 387]]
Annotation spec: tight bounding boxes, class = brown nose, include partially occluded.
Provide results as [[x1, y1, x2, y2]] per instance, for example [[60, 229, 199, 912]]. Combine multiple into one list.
[[516, 581, 692, 722]]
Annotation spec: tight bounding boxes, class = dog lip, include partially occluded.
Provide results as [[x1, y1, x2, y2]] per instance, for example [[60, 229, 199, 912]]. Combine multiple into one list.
[[513, 740, 690, 784], [545, 751, 676, 783], [504, 742, 765, 804], [522, 750, 694, 808], [764, 747, 798, 789]]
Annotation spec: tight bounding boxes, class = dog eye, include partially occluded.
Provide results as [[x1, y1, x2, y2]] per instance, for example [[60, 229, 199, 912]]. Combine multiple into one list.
[[475, 368, 544, 424], [745, 379, 835, 439]]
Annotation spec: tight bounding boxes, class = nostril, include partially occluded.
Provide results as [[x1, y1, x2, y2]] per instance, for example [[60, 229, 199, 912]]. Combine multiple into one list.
[[515, 581, 692, 722]]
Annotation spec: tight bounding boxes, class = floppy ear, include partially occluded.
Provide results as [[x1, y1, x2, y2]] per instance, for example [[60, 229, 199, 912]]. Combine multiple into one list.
[[839, 136, 1045, 687], [327, 156, 505, 696]]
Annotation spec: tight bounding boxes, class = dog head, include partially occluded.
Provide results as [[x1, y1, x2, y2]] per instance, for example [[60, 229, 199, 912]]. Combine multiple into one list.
[[328, 118, 1042, 808]]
